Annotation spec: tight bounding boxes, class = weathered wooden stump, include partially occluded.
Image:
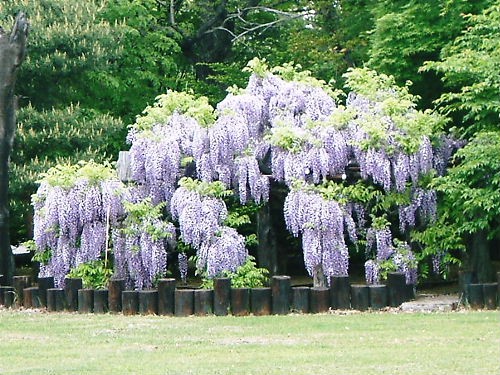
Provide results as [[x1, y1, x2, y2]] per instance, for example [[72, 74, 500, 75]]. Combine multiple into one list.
[[250, 288, 271, 316], [65, 278, 83, 311], [0, 285, 14, 306], [175, 289, 194, 317], [291, 286, 310, 313], [331, 276, 350, 310], [497, 272, 500, 306], [310, 287, 329, 313], [194, 289, 213, 316], [482, 283, 497, 310], [157, 278, 176, 316], [23, 287, 40, 308], [122, 290, 139, 315], [458, 270, 473, 305], [368, 284, 388, 310], [108, 278, 125, 313], [13, 275, 31, 307], [387, 272, 406, 307], [4, 290, 15, 308], [350, 284, 369, 311], [47, 288, 65, 312], [78, 289, 94, 314], [93, 289, 109, 313], [139, 289, 158, 315], [37, 277, 54, 308], [468, 283, 484, 309], [272, 276, 291, 315], [214, 278, 231, 316], [231, 288, 250, 316]]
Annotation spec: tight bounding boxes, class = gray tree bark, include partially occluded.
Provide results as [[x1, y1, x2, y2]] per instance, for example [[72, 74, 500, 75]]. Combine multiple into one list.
[[0, 13, 28, 285]]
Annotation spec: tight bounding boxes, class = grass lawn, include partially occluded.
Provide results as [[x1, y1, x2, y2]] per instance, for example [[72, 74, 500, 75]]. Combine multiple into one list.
[[0, 309, 498, 375]]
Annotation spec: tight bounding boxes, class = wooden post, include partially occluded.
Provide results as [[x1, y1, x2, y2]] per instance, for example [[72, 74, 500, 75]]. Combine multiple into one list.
[[108, 278, 125, 313], [231, 288, 250, 316], [157, 278, 176, 316], [4, 290, 15, 308], [250, 288, 271, 316], [122, 290, 139, 315], [387, 272, 406, 307], [310, 287, 329, 313], [467, 284, 484, 309], [117, 151, 133, 182], [482, 283, 497, 310], [0, 285, 14, 305], [368, 284, 388, 310], [12, 275, 30, 307], [291, 286, 310, 313], [330, 276, 350, 310], [93, 289, 109, 313], [497, 272, 500, 307], [23, 287, 40, 308], [194, 289, 213, 316], [37, 276, 54, 308], [139, 290, 158, 315], [271, 276, 291, 315], [214, 278, 231, 316], [78, 289, 94, 314], [350, 284, 369, 311], [458, 270, 473, 305], [65, 278, 83, 311], [175, 289, 194, 317], [47, 288, 65, 312]]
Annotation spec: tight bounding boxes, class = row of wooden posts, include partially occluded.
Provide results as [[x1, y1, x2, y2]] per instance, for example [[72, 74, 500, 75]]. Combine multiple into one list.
[[458, 271, 500, 310], [1, 273, 415, 316], [1, 272, 498, 316]]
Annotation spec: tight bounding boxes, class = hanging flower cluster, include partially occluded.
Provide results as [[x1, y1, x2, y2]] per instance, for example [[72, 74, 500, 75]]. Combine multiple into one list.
[[284, 184, 356, 283], [112, 197, 176, 290], [365, 218, 417, 285], [32, 161, 125, 287], [170, 178, 248, 277]]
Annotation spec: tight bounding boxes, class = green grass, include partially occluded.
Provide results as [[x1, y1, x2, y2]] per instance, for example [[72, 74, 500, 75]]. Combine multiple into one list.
[[0, 309, 498, 375]]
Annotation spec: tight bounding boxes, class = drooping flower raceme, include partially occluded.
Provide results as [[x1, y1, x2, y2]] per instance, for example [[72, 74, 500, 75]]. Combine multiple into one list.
[[284, 186, 356, 282], [170, 178, 248, 278], [111, 197, 176, 290], [32, 162, 125, 287]]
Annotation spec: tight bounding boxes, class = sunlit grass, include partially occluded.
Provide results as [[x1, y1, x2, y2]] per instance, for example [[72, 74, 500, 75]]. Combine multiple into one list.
[[0, 309, 498, 375]]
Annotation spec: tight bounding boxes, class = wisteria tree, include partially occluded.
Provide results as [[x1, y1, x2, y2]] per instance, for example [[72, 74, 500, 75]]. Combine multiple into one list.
[[32, 60, 456, 289], [123, 60, 454, 287]]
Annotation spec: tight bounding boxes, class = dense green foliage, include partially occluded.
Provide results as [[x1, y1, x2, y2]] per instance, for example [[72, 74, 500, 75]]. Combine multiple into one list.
[[422, 3, 500, 135]]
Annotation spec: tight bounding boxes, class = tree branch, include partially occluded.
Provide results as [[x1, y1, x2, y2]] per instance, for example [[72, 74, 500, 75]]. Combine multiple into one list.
[[208, 6, 312, 42]]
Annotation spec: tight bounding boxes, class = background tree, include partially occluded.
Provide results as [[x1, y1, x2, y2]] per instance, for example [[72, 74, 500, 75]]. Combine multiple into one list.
[[0, 12, 28, 284], [414, 3, 500, 282], [0, 1, 127, 243], [367, 0, 492, 109]]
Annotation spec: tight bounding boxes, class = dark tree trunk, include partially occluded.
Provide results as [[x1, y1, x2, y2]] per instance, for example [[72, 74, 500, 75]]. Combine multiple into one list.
[[466, 230, 494, 283], [0, 13, 28, 285]]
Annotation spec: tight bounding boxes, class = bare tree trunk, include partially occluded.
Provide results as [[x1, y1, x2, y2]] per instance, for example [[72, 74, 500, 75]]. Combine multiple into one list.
[[466, 229, 494, 283], [0, 13, 28, 285]]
